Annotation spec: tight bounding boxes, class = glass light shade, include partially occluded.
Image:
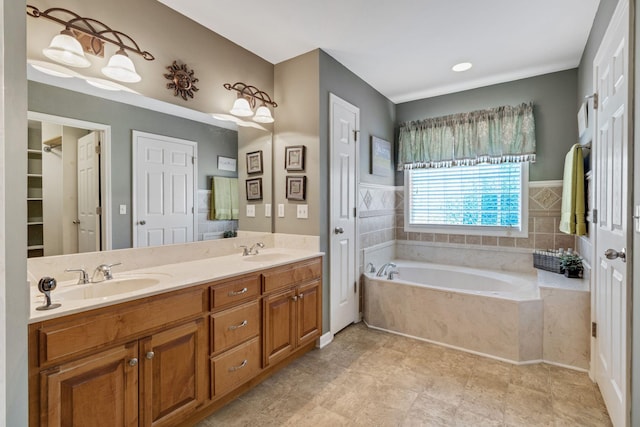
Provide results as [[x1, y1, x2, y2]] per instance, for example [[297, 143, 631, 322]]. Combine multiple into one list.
[[253, 105, 274, 123], [230, 97, 253, 117], [101, 50, 141, 83], [43, 30, 91, 68]]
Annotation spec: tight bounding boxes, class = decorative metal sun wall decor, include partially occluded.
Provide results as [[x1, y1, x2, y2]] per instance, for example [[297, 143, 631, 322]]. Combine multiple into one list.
[[164, 61, 199, 100]]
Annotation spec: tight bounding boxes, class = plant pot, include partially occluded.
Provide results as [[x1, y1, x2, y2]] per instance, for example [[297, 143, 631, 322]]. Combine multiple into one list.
[[564, 269, 582, 278]]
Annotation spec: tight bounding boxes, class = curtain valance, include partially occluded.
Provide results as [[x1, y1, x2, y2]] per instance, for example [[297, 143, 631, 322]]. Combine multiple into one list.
[[397, 102, 536, 170]]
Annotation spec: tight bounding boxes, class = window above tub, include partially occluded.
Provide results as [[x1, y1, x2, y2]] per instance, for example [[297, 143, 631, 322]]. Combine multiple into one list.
[[404, 162, 529, 237]]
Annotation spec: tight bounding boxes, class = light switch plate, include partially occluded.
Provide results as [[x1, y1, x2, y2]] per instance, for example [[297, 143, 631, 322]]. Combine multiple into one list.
[[246, 204, 255, 217], [278, 204, 285, 217], [265, 204, 271, 218], [119, 204, 127, 215], [297, 204, 308, 219]]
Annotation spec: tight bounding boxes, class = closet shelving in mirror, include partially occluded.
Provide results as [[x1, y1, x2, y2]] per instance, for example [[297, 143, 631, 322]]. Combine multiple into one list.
[[27, 129, 45, 257]]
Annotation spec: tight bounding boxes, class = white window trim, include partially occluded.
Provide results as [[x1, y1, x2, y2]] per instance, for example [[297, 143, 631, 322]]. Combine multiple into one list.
[[403, 163, 529, 238]]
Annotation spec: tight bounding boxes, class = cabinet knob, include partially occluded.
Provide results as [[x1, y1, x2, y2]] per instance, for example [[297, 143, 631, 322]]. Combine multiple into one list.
[[128, 358, 138, 367], [299, 293, 304, 299], [146, 351, 155, 360], [291, 295, 298, 302]]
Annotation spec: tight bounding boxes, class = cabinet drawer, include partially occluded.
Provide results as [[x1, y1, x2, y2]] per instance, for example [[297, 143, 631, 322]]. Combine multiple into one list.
[[210, 274, 261, 310], [211, 337, 261, 397], [262, 258, 322, 294], [37, 287, 206, 366], [210, 301, 260, 355]]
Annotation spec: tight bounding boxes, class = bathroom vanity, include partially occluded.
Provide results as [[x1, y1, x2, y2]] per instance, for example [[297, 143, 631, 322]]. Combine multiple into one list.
[[27, 249, 322, 427]]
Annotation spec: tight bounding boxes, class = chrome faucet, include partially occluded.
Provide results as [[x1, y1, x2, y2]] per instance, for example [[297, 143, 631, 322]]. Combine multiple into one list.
[[376, 262, 397, 277], [387, 270, 400, 280], [92, 262, 121, 282], [240, 242, 265, 256], [65, 267, 90, 285]]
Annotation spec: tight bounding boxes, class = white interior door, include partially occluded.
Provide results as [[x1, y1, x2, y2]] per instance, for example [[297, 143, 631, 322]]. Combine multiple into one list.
[[329, 94, 359, 335], [77, 131, 100, 253], [593, 1, 630, 426], [133, 131, 196, 248]]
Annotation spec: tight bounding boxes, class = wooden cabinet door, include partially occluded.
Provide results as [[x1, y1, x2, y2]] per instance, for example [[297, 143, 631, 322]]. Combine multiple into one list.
[[140, 319, 206, 427], [263, 288, 296, 366], [40, 343, 138, 427], [297, 280, 322, 347]]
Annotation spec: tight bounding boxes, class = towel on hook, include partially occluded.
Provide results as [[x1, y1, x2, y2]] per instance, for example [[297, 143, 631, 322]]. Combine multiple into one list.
[[559, 144, 586, 235], [210, 177, 239, 220]]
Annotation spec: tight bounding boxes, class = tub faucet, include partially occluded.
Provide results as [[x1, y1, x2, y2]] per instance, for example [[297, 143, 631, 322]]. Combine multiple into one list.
[[387, 270, 400, 280], [241, 242, 265, 256], [376, 262, 396, 277], [65, 267, 90, 285], [92, 262, 121, 282], [366, 262, 376, 273]]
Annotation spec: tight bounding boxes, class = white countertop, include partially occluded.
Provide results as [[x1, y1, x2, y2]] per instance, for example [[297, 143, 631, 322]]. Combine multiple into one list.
[[30, 248, 323, 323]]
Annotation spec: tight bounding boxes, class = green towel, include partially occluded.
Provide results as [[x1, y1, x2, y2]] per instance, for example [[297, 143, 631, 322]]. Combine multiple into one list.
[[210, 177, 239, 220], [559, 144, 586, 235], [229, 178, 239, 220], [210, 177, 231, 220]]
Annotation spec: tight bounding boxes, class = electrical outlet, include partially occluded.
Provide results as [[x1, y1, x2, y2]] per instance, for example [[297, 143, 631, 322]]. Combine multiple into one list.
[[297, 204, 308, 219], [265, 204, 271, 218], [278, 204, 285, 217], [119, 204, 127, 215], [246, 204, 255, 217]]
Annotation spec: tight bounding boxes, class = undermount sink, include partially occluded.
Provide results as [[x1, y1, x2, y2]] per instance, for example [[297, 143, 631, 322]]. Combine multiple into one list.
[[241, 253, 290, 263], [57, 275, 166, 300]]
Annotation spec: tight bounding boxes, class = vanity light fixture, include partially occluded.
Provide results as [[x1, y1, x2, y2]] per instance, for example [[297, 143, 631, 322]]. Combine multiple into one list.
[[224, 82, 277, 123], [452, 62, 473, 72], [27, 4, 154, 83]]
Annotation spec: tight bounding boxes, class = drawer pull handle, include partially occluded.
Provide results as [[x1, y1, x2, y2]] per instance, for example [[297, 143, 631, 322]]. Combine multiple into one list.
[[228, 359, 248, 372], [228, 320, 248, 331], [228, 287, 248, 297]]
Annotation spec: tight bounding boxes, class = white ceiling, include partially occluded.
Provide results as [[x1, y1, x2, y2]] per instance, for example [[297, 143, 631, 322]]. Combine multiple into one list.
[[157, 0, 600, 104]]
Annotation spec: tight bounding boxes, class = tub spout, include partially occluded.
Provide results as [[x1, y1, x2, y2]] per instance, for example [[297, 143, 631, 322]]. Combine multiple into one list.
[[376, 262, 396, 277]]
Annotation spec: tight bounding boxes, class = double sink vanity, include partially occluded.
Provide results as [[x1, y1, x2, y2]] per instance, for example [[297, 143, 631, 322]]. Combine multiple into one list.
[[27, 233, 323, 426]]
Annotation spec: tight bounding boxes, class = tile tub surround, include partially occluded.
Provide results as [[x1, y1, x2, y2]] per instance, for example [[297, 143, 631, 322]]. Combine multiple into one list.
[[358, 183, 397, 250], [394, 180, 577, 252], [363, 275, 543, 363], [27, 232, 320, 286], [196, 323, 611, 426]]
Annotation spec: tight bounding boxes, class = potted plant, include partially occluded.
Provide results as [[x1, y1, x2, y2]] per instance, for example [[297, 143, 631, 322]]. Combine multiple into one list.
[[560, 253, 583, 278]]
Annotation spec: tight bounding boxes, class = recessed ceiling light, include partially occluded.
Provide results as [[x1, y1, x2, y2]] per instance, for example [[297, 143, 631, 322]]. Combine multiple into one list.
[[452, 62, 473, 72]]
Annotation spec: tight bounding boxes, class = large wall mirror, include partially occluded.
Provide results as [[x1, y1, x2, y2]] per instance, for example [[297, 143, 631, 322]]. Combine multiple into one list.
[[27, 76, 274, 257]]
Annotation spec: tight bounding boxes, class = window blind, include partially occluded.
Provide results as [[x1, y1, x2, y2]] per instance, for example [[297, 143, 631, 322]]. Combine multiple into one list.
[[408, 163, 522, 229]]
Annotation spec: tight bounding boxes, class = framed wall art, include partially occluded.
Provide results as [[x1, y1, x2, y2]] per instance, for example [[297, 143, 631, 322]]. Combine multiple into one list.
[[286, 176, 306, 201], [246, 150, 263, 174], [285, 145, 305, 171], [217, 155, 237, 172], [246, 178, 262, 201], [371, 136, 392, 176]]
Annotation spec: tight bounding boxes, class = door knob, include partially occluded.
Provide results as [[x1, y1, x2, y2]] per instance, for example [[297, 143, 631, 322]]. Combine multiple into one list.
[[139, 220, 146, 225], [605, 248, 626, 262], [334, 226, 344, 234], [72, 219, 80, 225]]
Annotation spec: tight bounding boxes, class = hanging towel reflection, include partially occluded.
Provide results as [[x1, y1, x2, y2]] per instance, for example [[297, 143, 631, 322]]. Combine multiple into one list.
[[210, 177, 239, 220], [559, 144, 586, 235]]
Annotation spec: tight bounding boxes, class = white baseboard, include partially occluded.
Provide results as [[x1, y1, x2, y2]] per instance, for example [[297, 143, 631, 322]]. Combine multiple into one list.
[[316, 332, 334, 349]]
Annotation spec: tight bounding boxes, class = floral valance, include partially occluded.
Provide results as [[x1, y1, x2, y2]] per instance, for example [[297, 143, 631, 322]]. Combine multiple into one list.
[[397, 102, 536, 170]]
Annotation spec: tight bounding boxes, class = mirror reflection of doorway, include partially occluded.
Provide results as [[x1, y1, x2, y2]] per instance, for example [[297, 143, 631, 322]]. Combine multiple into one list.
[[27, 112, 111, 257]]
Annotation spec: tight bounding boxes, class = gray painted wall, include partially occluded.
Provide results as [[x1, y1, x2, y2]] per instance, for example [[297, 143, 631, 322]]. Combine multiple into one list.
[[396, 69, 579, 183], [29, 81, 238, 249]]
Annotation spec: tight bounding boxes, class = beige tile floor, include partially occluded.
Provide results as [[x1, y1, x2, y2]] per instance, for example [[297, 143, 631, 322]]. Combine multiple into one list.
[[196, 323, 611, 426]]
